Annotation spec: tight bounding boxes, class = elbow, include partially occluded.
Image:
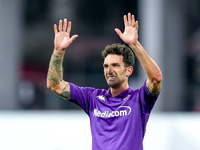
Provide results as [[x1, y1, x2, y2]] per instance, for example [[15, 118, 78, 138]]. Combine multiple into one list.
[[47, 80, 53, 90], [47, 81, 57, 94], [156, 70, 162, 83], [47, 82, 50, 89], [152, 70, 162, 88], [147, 70, 162, 95], [150, 70, 162, 85], [47, 80, 62, 93]]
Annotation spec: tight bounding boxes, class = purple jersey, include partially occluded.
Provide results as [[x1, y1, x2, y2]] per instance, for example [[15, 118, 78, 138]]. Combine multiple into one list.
[[69, 80, 159, 150]]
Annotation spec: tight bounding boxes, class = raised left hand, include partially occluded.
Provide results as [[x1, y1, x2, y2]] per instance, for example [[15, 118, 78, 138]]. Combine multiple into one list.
[[115, 13, 139, 47]]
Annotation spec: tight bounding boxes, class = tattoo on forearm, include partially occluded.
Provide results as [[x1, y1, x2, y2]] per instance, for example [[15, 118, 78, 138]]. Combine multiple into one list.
[[47, 69, 60, 84], [147, 83, 160, 95], [47, 53, 64, 85], [60, 84, 70, 99], [53, 59, 62, 78]]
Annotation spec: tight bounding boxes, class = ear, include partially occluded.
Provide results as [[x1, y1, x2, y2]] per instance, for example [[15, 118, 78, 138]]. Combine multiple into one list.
[[126, 66, 133, 77]]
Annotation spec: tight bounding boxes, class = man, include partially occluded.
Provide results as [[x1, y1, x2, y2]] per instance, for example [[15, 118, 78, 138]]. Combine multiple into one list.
[[47, 12, 162, 150]]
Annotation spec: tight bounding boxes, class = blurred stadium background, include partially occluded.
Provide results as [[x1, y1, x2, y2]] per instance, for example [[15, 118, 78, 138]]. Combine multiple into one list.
[[0, 0, 200, 149]]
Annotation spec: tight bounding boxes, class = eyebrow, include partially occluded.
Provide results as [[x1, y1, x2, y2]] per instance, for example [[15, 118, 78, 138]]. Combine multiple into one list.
[[112, 63, 120, 66], [103, 62, 120, 67]]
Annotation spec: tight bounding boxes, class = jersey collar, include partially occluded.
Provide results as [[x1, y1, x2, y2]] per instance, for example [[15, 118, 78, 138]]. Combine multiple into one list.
[[105, 87, 132, 98]]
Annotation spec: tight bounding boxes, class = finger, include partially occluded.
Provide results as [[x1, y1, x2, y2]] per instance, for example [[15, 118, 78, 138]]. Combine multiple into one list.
[[70, 35, 78, 43], [67, 21, 72, 34], [54, 24, 58, 34], [128, 12, 132, 26], [63, 18, 67, 32], [132, 15, 136, 27], [135, 21, 139, 31], [115, 28, 123, 38], [59, 20, 62, 32], [124, 15, 128, 27], [134, 21, 139, 43]]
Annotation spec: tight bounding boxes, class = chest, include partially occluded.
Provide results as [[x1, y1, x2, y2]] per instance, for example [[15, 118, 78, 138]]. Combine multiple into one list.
[[90, 94, 141, 120]]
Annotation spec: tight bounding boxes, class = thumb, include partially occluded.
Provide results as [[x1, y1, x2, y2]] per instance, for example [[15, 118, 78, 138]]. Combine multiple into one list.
[[115, 28, 123, 38], [70, 34, 78, 43]]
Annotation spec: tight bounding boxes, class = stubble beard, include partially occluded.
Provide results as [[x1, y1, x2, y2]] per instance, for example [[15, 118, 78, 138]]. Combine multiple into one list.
[[107, 78, 125, 89]]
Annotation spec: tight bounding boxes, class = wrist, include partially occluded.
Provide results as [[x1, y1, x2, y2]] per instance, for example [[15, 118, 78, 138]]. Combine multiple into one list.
[[53, 51, 65, 61], [54, 48, 65, 56], [129, 41, 141, 52]]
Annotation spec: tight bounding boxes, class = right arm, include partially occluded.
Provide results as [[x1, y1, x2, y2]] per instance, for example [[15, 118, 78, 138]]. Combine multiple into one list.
[[115, 13, 162, 95], [47, 19, 78, 99]]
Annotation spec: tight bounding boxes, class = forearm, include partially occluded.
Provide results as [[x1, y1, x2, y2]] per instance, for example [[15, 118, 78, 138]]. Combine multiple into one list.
[[130, 42, 162, 93], [47, 50, 65, 88]]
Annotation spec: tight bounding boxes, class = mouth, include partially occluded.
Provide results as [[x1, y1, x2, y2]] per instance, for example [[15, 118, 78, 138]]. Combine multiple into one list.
[[107, 76, 117, 81]]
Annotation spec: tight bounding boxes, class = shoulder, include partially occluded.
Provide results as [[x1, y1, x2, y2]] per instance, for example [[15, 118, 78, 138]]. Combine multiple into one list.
[[139, 80, 159, 110], [69, 82, 107, 95], [129, 80, 160, 100]]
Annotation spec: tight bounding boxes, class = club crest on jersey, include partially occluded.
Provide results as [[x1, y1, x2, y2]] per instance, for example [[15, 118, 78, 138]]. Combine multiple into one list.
[[123, 95, 130, 101], [96, 95, 105, 101]]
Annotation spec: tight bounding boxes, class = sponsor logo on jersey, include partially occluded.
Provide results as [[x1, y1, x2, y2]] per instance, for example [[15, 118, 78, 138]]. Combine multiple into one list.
[[93, 106, 131, 118]]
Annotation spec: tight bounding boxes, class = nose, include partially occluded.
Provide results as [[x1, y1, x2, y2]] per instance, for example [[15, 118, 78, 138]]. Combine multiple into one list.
[[106, 66, 113, 74]]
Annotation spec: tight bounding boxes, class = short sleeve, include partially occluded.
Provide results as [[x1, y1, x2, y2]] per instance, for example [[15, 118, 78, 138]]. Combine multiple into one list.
[[139, 80, 160, 114], [69, 82, 96, 115]]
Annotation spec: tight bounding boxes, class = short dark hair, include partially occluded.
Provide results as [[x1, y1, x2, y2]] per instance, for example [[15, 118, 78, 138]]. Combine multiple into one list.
[[102, 43, 135, 67]]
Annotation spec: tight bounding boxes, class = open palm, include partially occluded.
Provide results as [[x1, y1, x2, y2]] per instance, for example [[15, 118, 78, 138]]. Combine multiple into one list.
[[115, 13, 138, 47], [54, 19, 78, 52]]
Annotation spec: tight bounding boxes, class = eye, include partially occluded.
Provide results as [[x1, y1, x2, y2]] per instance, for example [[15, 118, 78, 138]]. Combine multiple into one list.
[[113, 63, 120, 67], [103, 64, 108, 68]]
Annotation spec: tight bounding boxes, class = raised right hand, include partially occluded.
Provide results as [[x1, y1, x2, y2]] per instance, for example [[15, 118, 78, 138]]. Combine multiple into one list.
[[54, 19, 78, 53]]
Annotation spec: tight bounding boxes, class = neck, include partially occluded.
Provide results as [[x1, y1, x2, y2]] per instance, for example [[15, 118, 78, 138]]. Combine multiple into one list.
[[110, 83, 129, 97]]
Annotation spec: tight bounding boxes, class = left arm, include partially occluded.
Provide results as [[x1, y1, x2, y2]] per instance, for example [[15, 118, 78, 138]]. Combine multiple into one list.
[[131, 42, 162, 95], [115, 13, 162, 95]]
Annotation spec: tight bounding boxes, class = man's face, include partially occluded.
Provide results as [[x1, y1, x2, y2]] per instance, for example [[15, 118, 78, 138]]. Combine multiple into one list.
[[103, 54, 130, 89]]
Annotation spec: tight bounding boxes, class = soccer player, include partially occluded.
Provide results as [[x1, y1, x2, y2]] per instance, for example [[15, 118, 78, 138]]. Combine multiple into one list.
[[47, 12, 162, 150]]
